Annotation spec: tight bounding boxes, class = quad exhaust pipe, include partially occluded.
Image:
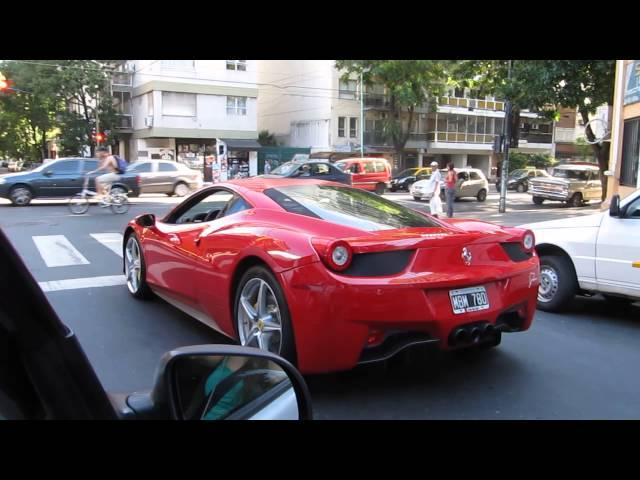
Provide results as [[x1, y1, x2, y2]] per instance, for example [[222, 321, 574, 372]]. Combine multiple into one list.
[[450, 322, 498, 347]]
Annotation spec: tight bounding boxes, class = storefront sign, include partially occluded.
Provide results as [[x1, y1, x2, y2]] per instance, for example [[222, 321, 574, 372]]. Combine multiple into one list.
[[624, 61, 640, 106]]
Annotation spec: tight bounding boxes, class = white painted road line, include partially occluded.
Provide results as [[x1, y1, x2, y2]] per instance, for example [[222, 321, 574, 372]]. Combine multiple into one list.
[[33, 235, 90, 267], [91, 233, 124, 257], [38, 275, 126, 293]]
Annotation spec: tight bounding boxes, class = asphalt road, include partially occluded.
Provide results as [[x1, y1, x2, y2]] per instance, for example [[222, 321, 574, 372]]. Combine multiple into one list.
[[2, 191, 638, 419]]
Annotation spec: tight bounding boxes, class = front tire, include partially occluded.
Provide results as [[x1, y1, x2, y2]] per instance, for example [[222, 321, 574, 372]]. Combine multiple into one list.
[[124, 234, 153, 299], [234, 265, 296, 364], [173, 182, 190, 197], [476, 189, 487, 202], [537, 255, 578, 312], [532, 196, 544, 205], [9, 185, 33, 206], [68, 194, 89, 215], [568, 192, 583, 208], [516, 183, 526, 193]]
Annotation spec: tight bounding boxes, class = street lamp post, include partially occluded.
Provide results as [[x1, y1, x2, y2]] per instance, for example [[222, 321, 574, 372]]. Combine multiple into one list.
[[498, 60, 513, 214]]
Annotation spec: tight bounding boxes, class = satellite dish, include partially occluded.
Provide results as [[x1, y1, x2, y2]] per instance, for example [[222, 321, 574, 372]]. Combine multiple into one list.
[[584, 118, 611, 145]]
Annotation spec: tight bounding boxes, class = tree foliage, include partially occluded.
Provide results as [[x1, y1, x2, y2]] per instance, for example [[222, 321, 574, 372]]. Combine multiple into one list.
[[335, 60, 451, 169], [258, 129, 278, 146], [454, 60, 615, 198]]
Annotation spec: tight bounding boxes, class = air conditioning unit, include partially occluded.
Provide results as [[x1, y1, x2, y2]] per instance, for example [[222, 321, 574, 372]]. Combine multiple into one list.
[[145, 116, 154, 127]]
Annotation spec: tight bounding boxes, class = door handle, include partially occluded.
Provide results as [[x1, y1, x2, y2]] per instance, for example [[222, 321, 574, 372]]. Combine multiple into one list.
[[194, 235, 202, 246], [168, 234, 181, 245]]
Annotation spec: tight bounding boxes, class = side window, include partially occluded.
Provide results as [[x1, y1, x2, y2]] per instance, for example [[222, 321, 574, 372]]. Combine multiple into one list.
[[469, 172, 481, 181], [82, 160, 99, 173], [349, 163, 361, 174], [363, 162, 376, 174], [130, 162, 153, 173], [458, 172, 469, 181], [159, 162, 178, 172], [374, 161, 386, 173], [624, 197, 640, 219], [48, 160, 79, 174], [171, 190, 235, 224], [312, 164, 330, 176], [221, 195, 252, 217]]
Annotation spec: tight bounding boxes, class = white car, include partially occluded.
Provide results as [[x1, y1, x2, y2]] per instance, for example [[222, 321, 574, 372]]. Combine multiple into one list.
[[411, 167, 489, 202], [520, 189, 640, 311]]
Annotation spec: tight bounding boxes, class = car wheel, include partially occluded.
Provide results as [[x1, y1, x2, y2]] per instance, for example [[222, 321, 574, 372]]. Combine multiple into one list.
[[532, 196, 544, 205], [568, 192, 583, 208], [124, 234, 153, 299], [111, 185, 127, 196], [234, 265, 296, 364], [537, 255, 577, 312], [476, 189, 487, 202], [516, 183, 526, 193], [9, 185, 33, 206], [173, 182, 190, 197], [374, 183, 386, 195]]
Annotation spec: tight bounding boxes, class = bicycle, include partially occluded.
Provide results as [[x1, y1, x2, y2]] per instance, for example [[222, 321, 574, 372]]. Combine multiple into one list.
[[68, 174, 130, 215]]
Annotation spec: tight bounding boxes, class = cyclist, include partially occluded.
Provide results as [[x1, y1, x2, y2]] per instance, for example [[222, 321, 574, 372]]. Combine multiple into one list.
[[91, 147, 120, 204]]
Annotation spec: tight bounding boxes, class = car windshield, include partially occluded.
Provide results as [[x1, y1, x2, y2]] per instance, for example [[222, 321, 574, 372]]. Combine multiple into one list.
[[270, 162, 299, 176], [509, 170, 528, 179], [552, 169, 591, 181], [396, 168, 419, 177], [263, 184, 440, 231]]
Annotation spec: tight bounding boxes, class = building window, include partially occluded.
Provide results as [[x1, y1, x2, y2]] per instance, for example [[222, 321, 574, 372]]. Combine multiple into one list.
[[162, 92, 196, 117], [226, 60, 247, 71], [338, 117, 345, 137], [227, 96, 247, 115], [339, 80, 357, 100], [161, 60, 195, 71], [620, 119, 639, 187], [349, 118, 357, 138]]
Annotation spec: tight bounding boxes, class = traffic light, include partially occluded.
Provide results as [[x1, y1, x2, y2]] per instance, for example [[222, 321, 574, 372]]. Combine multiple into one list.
[[0, 72, 12, 93], [95, 133, 105, 143]]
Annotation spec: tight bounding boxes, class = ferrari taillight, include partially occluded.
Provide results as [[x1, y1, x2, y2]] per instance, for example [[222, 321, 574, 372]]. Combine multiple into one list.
[[522, 230, 535, 252], [312, 238, 353, 272]]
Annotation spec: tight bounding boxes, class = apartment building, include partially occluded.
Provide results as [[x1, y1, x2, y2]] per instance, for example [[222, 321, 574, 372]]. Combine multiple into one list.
[[257, 61, 554, 178], [607, 60, 640, 201], [111, 60, 260, 178]]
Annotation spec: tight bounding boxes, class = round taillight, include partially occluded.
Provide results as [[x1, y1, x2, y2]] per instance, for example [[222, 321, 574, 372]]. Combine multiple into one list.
[[327, 241, 352, 271], [523, 231, 535, 251]]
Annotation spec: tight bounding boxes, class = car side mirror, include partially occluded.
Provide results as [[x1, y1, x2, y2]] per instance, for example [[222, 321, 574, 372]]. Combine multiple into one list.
[[43, 170, 53, 177], [141, 346, 312, 420], [136, 213, 156, 228], [609, 195, 621, 217]]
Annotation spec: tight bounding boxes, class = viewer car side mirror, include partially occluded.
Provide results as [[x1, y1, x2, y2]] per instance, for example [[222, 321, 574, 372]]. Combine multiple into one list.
[[609, 194, 621, 217], [123, 345, 312, 420], [136, 213, 156, 228]]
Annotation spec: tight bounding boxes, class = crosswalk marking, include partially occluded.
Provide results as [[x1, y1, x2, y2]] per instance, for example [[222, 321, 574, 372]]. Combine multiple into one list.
[[33, 235, 90, 267], [90, 233, 123, 258], [39, 275, 126, 293]]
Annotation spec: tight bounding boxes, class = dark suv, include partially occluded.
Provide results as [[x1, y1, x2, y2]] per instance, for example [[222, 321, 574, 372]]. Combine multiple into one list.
[[0, 157, 141, 206]]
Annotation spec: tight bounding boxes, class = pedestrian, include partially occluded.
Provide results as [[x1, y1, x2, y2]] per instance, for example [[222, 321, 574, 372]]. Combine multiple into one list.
[[264, 159, 272, 175], [427, 161, 443, 217], [444, 162, 457, 218]]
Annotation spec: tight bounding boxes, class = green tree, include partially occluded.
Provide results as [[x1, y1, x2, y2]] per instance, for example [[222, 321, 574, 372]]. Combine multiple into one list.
[[258, 129, 278, 146], [508, 152, 557, 172], [335, 60, 451, 170], [454, 60, 615, 199]]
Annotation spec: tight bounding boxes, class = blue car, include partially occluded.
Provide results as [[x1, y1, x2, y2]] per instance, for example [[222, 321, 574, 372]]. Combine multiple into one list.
[[0, 157, 140, 206]]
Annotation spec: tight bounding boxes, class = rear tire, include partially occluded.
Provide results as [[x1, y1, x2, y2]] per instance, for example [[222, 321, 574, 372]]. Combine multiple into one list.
[[537, 254, 577, 312], [476, 189, 487, 202], [9, 185, 33, 206], [374, 183, 386, 195], [110, 194, 129, 214], [568, 192, 583, 208], [532, 196, 544, 205], [124, 234, 153, 299], [111, 185, 127, 196]]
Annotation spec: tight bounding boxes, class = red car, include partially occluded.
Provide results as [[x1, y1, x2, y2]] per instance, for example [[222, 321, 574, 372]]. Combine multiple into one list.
[[123, 178, 539, 374], [334, 157, 391, 194]]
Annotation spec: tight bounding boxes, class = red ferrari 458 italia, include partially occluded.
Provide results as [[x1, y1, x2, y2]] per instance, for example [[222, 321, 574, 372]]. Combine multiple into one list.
[[123, 177, 540, 374]]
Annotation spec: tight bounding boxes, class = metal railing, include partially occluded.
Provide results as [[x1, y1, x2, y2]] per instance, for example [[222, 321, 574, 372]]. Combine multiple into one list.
[[518, 131, 553, 144], [114, 114, 133, 129], [111, 72, 133, 87], [438, 97, 505, 111]]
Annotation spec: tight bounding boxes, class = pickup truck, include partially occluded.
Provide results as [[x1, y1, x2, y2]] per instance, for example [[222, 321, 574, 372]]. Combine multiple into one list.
[[0, 157, 141, 206]]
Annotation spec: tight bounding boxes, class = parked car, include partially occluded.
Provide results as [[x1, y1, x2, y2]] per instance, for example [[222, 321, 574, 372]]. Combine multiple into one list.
[[265, 160, 351, 185], [0, 157, 140, 206], [123, 178, 539, 374], [127, 160, 203, 197], [496, 168, 550, 193], [520, 189, 640, 312], [334, 157, 391, 194], [389, 167, 432, 192], [411, 167, 489, 202], [528, 163, 601, 207], [0, 227, 312, 420], [7, 160, 22, 172]]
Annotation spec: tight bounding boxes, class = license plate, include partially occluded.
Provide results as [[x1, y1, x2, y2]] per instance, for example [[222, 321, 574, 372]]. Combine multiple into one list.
[[449, 286, 490, 314]]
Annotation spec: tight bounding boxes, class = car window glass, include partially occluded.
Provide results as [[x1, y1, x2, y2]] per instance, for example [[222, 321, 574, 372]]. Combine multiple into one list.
[[312, 164, 330, 176], [221, 196, 252, 217], [625, 197, 640, 218], [374, 161, 386, 173], [469, 172, 481, 181], [82, 160, 99, 173], [172, 191, 235, 224], [363, 162, 376, 174], [129, 162, 153, 173], [458, 172, 469, 181], [159, 162, 178, 172], [47, 160, 79, 174]]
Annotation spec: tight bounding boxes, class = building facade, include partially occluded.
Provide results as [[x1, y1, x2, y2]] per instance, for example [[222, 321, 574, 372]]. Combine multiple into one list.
[[111, 60, 260, 178], [607, 60, 640, 200], [257, 61, 554, 178]]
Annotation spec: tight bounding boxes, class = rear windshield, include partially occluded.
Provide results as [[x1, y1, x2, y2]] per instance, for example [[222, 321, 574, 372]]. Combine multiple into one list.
[[263, 184, 440, 231]]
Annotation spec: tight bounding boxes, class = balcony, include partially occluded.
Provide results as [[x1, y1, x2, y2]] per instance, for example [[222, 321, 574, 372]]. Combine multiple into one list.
[[111, 72, 133, 92], [430, 132, 496, 144], [114, 114, 133, 130], [554, 127, 578, 144], [518, 131, 553, 144], [364, 131, 392, 146], [364, 94, 391, 110], [438, 97, 505, 111]]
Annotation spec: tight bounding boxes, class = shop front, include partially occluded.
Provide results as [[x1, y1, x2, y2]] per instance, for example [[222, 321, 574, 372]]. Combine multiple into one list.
[[219, 138, 261, 180]]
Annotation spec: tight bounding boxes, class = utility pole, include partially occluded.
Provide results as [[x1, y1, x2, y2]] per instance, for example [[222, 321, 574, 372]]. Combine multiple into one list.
[[95, 90, 101, 147], [498, 60, 513, 214], [360, 70, 364, 157]]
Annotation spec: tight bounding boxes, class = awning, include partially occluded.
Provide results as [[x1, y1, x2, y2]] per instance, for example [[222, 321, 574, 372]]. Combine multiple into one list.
[[221, 139, 262, 150]]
